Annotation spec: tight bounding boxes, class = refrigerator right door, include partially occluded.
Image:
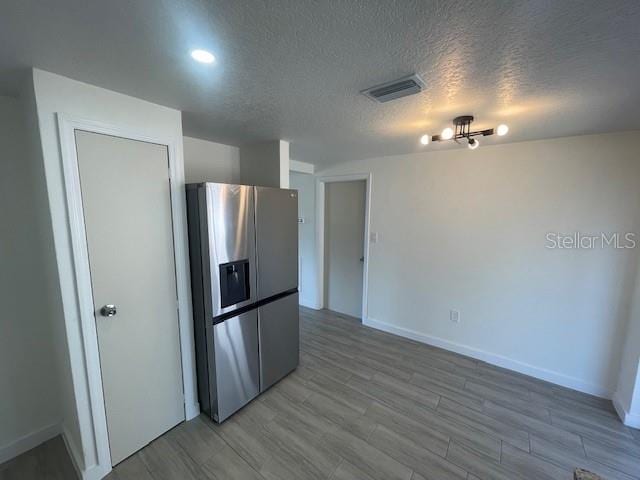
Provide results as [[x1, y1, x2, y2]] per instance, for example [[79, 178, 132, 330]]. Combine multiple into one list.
[[258, 293, 299, 391], [254, 186, 298, 300]]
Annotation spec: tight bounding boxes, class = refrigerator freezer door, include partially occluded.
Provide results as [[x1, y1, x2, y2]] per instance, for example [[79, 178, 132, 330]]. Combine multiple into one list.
[[255, 187, 299, 300], [259, 293, 299, 391], [213, 309, 260, 422], [204, 183, 257, 317]]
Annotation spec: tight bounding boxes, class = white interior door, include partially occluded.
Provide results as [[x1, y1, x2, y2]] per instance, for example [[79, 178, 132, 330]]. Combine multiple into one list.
[[75, 131, 184, 465], [325, 180, 366, 318]]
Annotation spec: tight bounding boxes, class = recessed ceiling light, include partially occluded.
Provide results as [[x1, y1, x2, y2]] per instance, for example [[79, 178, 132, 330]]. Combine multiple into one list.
[[191, 49, 216, 64], [497, 124, 509, 136], [420, 134, 430, 145]]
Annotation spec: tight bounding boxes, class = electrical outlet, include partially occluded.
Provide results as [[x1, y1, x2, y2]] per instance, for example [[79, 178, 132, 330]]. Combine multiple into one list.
[[450, 310, 460, 323]]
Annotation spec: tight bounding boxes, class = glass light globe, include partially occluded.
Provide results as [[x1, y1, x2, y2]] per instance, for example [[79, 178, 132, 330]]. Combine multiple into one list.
[[497, 124, 509, 136], [441, 127, 454, 140]]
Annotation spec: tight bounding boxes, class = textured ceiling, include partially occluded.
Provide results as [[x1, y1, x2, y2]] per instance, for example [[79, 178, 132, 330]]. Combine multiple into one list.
[[1, 1, 639, 166]]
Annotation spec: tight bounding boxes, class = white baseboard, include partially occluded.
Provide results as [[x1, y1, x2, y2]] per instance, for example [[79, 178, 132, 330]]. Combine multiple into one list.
[[62, 425, 112, 480], [299, 297, 321, 309], [61, 425, 84, 479], [59, 401, 199, 480], [612, 392, 640, 428], [185, 402, 200, 421], [0, 422, 61, 465], [0, 422, 109, 480], [363, 317, 611, 398]]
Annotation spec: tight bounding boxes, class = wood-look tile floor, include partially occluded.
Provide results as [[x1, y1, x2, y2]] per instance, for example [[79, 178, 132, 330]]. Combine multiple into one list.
[[3, 307, 640, 480]]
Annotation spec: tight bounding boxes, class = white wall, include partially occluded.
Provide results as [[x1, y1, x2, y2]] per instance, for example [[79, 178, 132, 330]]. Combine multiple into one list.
[[0, 95, 61, 462], [279, 141, 290, 188], [21, 73, 81, 466], [316, 131, 640, 397], [183, 136, 240, 184], [30, 68, 194, 477], [290, 172, 317, 308], [290, 159, 315, 175]]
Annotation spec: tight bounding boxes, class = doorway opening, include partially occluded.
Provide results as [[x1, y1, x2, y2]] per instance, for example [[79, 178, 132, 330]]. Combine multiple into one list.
[[316, 174, 371, 322]]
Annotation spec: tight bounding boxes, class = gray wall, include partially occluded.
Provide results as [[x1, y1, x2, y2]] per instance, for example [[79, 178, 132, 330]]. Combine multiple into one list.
[[183, 136, 240, 184], [0, 95, 60, 459], [240, 140, 289, 188]]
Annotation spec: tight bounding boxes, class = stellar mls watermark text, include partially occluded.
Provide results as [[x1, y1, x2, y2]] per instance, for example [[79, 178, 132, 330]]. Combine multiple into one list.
[[546, 232, 636, 249]]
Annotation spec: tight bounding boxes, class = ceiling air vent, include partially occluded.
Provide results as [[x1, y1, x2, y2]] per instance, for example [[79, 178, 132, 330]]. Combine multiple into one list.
[[361, 74, 425, 103]]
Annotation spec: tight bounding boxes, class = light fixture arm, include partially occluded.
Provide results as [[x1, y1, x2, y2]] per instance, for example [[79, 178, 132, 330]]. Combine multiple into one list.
[[431, 115, 495, 142]]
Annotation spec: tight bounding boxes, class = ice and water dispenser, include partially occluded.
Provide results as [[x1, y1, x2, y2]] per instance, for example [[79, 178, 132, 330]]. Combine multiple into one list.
[[219, 259, 251, 308]]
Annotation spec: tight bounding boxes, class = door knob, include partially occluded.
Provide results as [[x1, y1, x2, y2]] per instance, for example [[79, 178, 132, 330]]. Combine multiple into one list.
[[100, 304, 117, 317], [359, 257, 365, 262]]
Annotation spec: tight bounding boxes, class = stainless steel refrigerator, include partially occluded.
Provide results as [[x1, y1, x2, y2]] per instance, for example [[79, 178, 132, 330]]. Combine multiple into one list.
[[186, 183, 299, 422]]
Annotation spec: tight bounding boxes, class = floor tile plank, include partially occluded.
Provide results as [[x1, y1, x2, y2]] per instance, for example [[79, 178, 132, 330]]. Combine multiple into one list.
[[482, 400, 585, 454], [446, 440, 524, 480], [329, 460, 377, 480], [464, 380, 552, 422], [437, 397, 531, 452], [583, 437, 640, 477], [500, 441, 572, 479], [364, 401, 502, 461], [368, 424, 467, 480], [531, 436, 638, 480], [323, 427, 413, 480]]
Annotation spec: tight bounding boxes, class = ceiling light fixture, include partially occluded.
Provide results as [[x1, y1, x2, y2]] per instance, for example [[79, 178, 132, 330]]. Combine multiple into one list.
[[424, 116, 508, 150], [420, 134, 430, 145], [191, 49, 216, 64]]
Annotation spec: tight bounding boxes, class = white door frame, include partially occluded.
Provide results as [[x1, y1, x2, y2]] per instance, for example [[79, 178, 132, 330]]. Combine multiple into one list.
[[56, 114, 198, 479], [315, 173, 372, 321]]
